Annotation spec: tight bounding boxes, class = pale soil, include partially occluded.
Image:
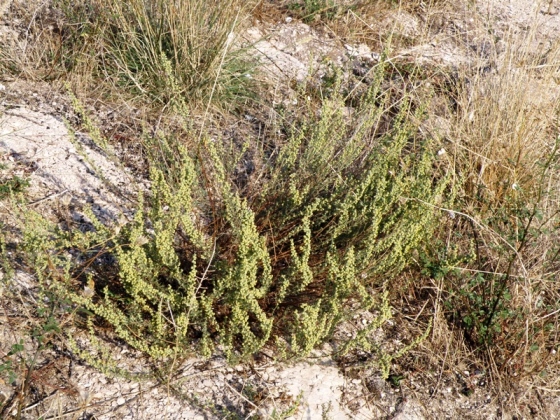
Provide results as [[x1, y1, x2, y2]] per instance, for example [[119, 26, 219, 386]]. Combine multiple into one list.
[[1, 1, 560, 419]]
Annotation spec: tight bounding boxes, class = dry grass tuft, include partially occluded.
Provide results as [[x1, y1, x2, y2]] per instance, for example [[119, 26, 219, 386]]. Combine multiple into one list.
[[417, 26, 560, 401]]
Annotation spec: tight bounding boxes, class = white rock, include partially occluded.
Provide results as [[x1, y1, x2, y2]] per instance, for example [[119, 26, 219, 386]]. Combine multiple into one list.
[[0, 108, 135, 223]]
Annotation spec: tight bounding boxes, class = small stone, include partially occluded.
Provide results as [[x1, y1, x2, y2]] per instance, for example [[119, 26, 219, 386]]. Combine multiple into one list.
[[356, 44, 371, 57], [352, 379, 362, 385], [117, 397, 125, 405], [286, 17, 293, 23]]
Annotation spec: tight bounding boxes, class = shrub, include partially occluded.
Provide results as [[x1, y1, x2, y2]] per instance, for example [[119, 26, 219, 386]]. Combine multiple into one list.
[[21, 60, 450, 369]]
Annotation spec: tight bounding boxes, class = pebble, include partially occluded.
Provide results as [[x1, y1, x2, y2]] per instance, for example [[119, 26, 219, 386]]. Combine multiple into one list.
[[117, 397, 125, 405]]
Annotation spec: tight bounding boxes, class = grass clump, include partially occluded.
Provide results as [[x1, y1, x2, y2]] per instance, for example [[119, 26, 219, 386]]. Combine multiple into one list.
[[91, 0, 256, 107], [1, 0, 257, 110]]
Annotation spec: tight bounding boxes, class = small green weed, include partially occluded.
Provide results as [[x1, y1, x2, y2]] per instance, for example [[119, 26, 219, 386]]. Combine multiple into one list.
[[0, 176, 29, 200], [0, 341, 24, 386], [288, 0, 348, 23]]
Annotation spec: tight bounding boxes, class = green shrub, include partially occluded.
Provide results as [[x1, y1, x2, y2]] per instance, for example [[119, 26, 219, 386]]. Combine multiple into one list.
[[22, 61, 450, 368]]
